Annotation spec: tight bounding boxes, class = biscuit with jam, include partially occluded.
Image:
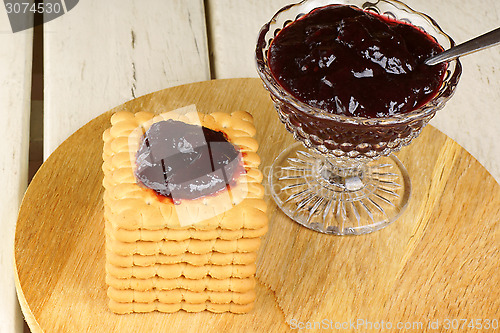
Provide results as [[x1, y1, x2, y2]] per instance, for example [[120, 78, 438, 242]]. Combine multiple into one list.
[[102, 108, 267, 314]]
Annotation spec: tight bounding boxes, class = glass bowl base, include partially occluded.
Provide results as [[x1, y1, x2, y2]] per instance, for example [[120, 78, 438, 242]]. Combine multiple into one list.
[[269, 142, 411, 235]]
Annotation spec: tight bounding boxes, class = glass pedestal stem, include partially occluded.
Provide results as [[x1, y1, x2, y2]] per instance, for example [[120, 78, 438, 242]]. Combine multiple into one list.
[[269, 142, 411, 235]]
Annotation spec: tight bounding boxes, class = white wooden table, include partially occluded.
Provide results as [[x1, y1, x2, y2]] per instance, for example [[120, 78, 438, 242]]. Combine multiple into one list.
[[1, 1, 499, 332], [0, 7, 32, 333]]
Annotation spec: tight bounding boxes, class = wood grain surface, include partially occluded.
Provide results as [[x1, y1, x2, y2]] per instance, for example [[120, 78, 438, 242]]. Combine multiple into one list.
[[15, 79, 499, 333]]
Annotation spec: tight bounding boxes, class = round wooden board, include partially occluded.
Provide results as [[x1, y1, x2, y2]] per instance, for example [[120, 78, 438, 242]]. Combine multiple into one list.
[[15, 79, 499, 332]]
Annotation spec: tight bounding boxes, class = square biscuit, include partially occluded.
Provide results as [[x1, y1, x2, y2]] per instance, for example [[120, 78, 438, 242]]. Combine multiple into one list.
[[106, 261, 256, 280], [108, 300, 254, 314], [102, 109, 266, 231], [105, 275, 256, 293], [106, 234, 262, 256], [103, 108, 267, 314], [104, 216, 268, 242], [107, 287, 256, 305]]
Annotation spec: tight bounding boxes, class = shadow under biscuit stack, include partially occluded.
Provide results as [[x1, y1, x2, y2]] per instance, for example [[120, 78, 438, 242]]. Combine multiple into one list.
[[102, 108, 268, 314]]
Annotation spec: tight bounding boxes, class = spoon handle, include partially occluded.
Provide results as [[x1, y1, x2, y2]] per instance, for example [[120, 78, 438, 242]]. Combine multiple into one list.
[[425, 27, 500, 65]]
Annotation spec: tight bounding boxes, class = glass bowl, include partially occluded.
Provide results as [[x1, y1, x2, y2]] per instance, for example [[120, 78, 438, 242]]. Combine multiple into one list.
[[256, 0, 462, 235]]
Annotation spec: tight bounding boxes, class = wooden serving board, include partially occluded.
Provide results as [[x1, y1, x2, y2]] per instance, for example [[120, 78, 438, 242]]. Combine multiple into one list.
[[15, 79, 499, 332]]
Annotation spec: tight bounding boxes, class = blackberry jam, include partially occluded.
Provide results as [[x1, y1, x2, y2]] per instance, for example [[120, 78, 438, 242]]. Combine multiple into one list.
[[267, 5, 447, 118], [135, 120, 242, 201]]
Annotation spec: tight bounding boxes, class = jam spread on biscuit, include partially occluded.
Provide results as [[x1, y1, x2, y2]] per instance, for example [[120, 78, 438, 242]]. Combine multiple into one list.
[[135, 120, 242, 201], [268, 5, 447, 118]]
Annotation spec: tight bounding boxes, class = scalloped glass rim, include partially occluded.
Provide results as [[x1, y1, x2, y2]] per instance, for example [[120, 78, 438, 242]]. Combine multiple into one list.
[[255, 0, 462, 126]]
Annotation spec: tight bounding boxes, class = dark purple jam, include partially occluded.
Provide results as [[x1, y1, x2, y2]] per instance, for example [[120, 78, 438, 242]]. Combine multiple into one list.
[[268, 5, 447, 118], [134, 120, 242, 202]]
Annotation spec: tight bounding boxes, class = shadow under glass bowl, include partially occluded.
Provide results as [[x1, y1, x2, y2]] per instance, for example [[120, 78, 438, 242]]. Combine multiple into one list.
[[255, 0, 462, 235]]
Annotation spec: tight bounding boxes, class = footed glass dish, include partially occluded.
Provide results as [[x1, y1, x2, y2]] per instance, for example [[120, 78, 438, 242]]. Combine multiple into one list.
[[256, 0, 462, 235]]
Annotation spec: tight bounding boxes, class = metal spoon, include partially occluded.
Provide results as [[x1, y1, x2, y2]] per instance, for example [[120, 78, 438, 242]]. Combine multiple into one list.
[[425, 27, 500, 65]]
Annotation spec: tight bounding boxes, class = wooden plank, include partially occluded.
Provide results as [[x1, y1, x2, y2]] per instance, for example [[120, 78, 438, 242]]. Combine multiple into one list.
[[43, 0, 210, 158], [15, 79, 500, 332], [206, 0, 500, 182], [0, 9, 32, 333], [206, 0, 290, 79], [420, 0, 500, 183]]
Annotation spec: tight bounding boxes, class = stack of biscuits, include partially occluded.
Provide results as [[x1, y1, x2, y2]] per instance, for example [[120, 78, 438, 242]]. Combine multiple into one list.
[[102, 108, 267, 314]]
